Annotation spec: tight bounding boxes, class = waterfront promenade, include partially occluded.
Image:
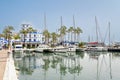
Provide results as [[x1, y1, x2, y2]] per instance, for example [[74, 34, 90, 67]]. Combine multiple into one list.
[[0, 50, 8, 80]]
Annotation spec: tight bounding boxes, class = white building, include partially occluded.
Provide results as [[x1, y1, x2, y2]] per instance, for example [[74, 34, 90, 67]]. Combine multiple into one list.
[[14, 24, 45, 48], [17, 31, 45, 48], [20, 32, 45, 44]]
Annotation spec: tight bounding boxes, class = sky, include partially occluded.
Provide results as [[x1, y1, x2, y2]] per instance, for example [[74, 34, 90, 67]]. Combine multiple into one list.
[[0, 0, 120, 42]]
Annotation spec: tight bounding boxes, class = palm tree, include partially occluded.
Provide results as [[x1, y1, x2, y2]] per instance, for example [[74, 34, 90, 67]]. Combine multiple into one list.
[[56, 33, 61, 44], [0, 34, 4, 38], [74, 28, 77, 42], [76, 27, 83, 42], [20, 29, 28, 48], [67, 28, 71, 42], [51, 32, 57, 45], [69, 26, 74, 42], [3, 26, 14, 39], [47, 32, 51, 44], [3, 26, 14, 49], [27, 27, 37, 48], [43, 29, 51, 44], [13, 33, 20, 40], [58, 26, 67, 42], [12, 33, 20, 48]]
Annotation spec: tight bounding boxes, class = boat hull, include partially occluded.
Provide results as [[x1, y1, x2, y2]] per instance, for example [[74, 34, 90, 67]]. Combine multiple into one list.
[[76, 48, 84, 52], [108, 48, 120, 52], [85, 47, 108, 52], [43, 49, 54, 53]]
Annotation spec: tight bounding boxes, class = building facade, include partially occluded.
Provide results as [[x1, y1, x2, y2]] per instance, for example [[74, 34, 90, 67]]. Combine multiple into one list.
[[19, 31, 45, 48], [13, 24, 45, 48], [20, 32, 45, 43]]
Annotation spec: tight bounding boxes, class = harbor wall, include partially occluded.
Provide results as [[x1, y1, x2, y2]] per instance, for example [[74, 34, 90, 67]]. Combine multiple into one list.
[[3, 51, 18, 80]]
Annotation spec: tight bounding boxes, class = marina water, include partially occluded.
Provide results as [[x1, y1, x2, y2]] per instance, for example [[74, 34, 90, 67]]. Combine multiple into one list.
[[13, 51, 120, 80]]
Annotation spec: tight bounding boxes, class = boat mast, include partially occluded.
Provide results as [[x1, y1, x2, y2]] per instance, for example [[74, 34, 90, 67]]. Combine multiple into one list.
[[61, 16, 63, 27], [108, 22, 110, 47], [95, 16, 98, 42], [60, 16, 63, 42], [88, 35, 90, 42], [44, 13, 48, 44], [73, 15, 76, 42], [44, 12, 47, 30]]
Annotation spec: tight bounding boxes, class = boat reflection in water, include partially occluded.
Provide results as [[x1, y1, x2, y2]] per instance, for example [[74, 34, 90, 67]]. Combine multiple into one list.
[[13, 51, 120, 80]]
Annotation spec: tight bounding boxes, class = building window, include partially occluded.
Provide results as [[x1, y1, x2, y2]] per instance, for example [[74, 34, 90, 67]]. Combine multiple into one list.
[[25, 39, 26, 41], [29, 34, 31, 37], [34, 39, 36, 42], [34, 34, 36, 37], [29, 39, 31, 42], [25, 35, 27, 37]]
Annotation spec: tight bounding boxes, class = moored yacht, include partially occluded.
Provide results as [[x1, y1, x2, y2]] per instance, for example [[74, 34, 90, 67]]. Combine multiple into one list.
[[85, 46, 107, 52], [12, 44, 23, 53], [34, 44, 53, 53], [108, 42, 120, 52], [85, 42, 107, 52], [53, 45, 68, 53], [67, 45, 84, 52]]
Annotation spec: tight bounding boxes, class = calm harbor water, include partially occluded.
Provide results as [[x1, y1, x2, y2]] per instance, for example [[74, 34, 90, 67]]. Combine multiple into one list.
[[13, 51, 120, 80]]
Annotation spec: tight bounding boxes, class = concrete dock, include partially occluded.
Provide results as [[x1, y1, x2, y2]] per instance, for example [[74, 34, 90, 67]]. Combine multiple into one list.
[[0, 49, 18, 80], [0, 50, 8, 80]]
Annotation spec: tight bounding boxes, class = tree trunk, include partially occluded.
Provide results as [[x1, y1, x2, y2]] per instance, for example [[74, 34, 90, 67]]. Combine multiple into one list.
[[24, 34, 25, 48], [61, 34, 64, 42], [78, 34, 80, 42], [63, 35, 65, 42], [74, 32, 76, 42], [68, 32, 70, 42], [45, 37, 47, 44], [29, 33, 31, 49], [71, 32, 72, 42]]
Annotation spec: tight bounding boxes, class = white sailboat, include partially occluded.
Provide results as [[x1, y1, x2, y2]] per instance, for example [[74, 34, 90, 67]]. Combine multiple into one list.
[[85, 17, 107, 52]]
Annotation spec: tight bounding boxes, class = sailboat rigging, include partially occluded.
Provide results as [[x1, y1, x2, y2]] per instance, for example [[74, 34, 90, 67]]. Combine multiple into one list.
[[85, 16, 107, 52]]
